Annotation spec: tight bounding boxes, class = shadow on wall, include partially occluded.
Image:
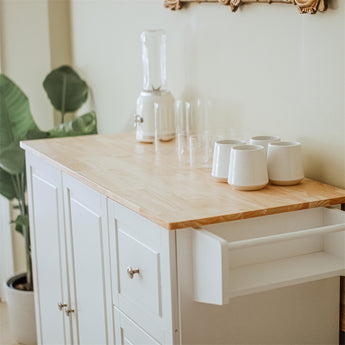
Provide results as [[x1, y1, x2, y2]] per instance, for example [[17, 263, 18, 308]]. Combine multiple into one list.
[[300, 136, 345, 188]]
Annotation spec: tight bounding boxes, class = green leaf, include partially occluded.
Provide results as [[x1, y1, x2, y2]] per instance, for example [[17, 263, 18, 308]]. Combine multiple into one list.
[[25, 128, 50, 140], [48, 112, 98, 138], [14, 214, 29, 235], [15, 223, 23, 235], [0, 169, 16, 200], [43, 65, 88, 113], [0, 74, 39, 201], [15, 214, 29, 227], [0, 74, 39, 151], [0, 143, 25, 175]]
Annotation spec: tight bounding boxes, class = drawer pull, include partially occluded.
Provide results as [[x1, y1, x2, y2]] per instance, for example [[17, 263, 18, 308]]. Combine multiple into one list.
[[65, 308, 75, 316], [127, 266, 140, 279], [58, 302, 67, 311]]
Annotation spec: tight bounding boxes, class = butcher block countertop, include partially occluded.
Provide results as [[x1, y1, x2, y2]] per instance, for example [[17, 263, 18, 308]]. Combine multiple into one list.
[[21, 133, 345, 230]]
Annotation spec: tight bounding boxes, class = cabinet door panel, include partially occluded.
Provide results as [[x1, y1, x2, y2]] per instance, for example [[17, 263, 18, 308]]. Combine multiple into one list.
[[63, 174, 114, 345], [26, 153, 70, 345], [114, 308, 161, 345], [117, 230, 161, 317], [108, 200, 180, 344]]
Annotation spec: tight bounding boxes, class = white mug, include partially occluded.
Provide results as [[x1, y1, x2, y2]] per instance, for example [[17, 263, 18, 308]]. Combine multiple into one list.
[[249, 136, 280, 155], [212, 140, 246, 182], [228, 145, 268, 191], [267, 141, 304, 185]]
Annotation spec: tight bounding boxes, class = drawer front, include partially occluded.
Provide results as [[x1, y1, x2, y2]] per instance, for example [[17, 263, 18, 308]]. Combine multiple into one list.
[[190, 207, 345, 305], [108, 200, 179, 344], [117, 230, 161, 317], [114, 308, 161, 345]]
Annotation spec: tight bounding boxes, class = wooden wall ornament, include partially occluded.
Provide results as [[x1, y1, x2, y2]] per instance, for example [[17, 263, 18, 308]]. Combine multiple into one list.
[[164, 0, 328, 14]]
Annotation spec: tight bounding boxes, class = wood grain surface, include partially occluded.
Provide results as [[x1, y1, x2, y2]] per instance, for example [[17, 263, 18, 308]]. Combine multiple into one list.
[[21, 133, 345, 230]]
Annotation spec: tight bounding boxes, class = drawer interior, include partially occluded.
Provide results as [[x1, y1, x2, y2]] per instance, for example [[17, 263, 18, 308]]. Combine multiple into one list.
[[203, 207, 342, 243], [192, 207, 345, 304]]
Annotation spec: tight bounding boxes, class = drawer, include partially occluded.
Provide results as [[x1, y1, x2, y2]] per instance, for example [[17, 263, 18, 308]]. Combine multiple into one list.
[[116, 228, 161, 316], [114, 308, 161, 345], [108, 200, 179, 344], [192, 207, 345, 305]]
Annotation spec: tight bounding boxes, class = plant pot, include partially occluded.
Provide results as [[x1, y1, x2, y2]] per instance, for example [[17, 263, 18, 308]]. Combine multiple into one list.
[[4, 273, 37, 345]]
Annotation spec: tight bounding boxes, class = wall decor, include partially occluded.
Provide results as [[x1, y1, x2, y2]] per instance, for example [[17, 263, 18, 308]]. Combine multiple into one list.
[[164, 0, 328, 14]]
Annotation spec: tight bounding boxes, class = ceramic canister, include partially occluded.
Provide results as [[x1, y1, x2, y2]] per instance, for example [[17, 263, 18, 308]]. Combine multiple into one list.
[[212, 140, 247, 182], [267, 141, 304, 185], [228, 145, 268, 191], [249, 136, 280, 155]]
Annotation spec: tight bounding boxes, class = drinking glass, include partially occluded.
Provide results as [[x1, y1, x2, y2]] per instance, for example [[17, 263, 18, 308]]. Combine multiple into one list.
[[175, 100, 188, 164], [153, 102, 175, 154]]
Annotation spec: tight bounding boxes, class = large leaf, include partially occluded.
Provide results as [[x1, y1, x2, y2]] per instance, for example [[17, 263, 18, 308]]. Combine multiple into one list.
[[0, 74, 39, 201], [43, 65, 88, 113], [0, 143, 25, 175], [25, 128, 51, 140], [0, 74, 39, 150], [48, 112, 97, 138], [0, 169, 16, 200]]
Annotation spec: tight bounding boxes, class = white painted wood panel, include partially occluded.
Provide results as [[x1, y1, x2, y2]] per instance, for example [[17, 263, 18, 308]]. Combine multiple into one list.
[[114, 308, 161, 345], [26, 152, 70, 345], [117, 230, 161, 317], [191, 207, 345, 304], [108, 200, 179, 344], [63, 173, 114, 345]]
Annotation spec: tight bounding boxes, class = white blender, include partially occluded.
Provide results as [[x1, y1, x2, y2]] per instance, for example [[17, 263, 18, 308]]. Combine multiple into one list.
[[134, 30, 175, 143]]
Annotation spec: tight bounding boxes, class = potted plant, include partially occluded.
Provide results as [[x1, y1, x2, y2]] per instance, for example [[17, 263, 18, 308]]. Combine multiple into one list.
[[0, 66, 97, 345]]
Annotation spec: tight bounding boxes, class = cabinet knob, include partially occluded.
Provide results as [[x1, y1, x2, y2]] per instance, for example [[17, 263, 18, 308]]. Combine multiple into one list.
[[58, 302, 67, 311], [65, 308, 75, 316], [127, 266, 140, 279]]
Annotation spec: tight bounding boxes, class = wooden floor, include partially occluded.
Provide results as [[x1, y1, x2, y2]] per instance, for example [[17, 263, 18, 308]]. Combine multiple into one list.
[[0, 302, 18, 345]]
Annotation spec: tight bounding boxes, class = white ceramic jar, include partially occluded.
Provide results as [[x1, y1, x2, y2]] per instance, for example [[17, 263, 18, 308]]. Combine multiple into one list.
[[212, 140, 246, 182], [267, 141, 304, 185], [228, 145, 268, 191], [249, 136, 280, 155]]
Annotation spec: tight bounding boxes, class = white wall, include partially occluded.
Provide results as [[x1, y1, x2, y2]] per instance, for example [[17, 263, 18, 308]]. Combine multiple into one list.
[[69, 0, 345, 189], [0, 0, 71, 278], [0, 0, 53, 276], [1, 0, 53, 131]]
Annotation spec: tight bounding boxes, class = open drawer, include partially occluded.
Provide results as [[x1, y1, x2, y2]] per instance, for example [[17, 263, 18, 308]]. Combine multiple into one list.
[[192, 207, 345, 305]]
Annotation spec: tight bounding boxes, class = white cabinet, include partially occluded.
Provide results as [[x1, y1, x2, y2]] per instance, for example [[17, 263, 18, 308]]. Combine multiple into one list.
[[26, 150, 344, 345], [27, 153, 114, 345]]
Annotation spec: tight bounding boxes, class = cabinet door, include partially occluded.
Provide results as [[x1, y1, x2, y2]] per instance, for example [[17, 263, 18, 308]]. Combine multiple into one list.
[[63, 174, 114, 345], [26, 153, 70, 345]]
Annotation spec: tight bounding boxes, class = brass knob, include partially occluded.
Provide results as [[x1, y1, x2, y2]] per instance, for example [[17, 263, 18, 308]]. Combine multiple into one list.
[[127, 266, 140, 279], [58, 302, 67, 311], [65, 308, 75, 316]]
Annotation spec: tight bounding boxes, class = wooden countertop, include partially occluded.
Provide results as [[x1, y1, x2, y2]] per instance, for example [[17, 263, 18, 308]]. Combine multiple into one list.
[[21, 133, 345, 230]]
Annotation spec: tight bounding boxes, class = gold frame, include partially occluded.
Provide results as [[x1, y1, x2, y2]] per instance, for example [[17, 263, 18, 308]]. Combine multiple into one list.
[[164, 0, 328, 14]]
